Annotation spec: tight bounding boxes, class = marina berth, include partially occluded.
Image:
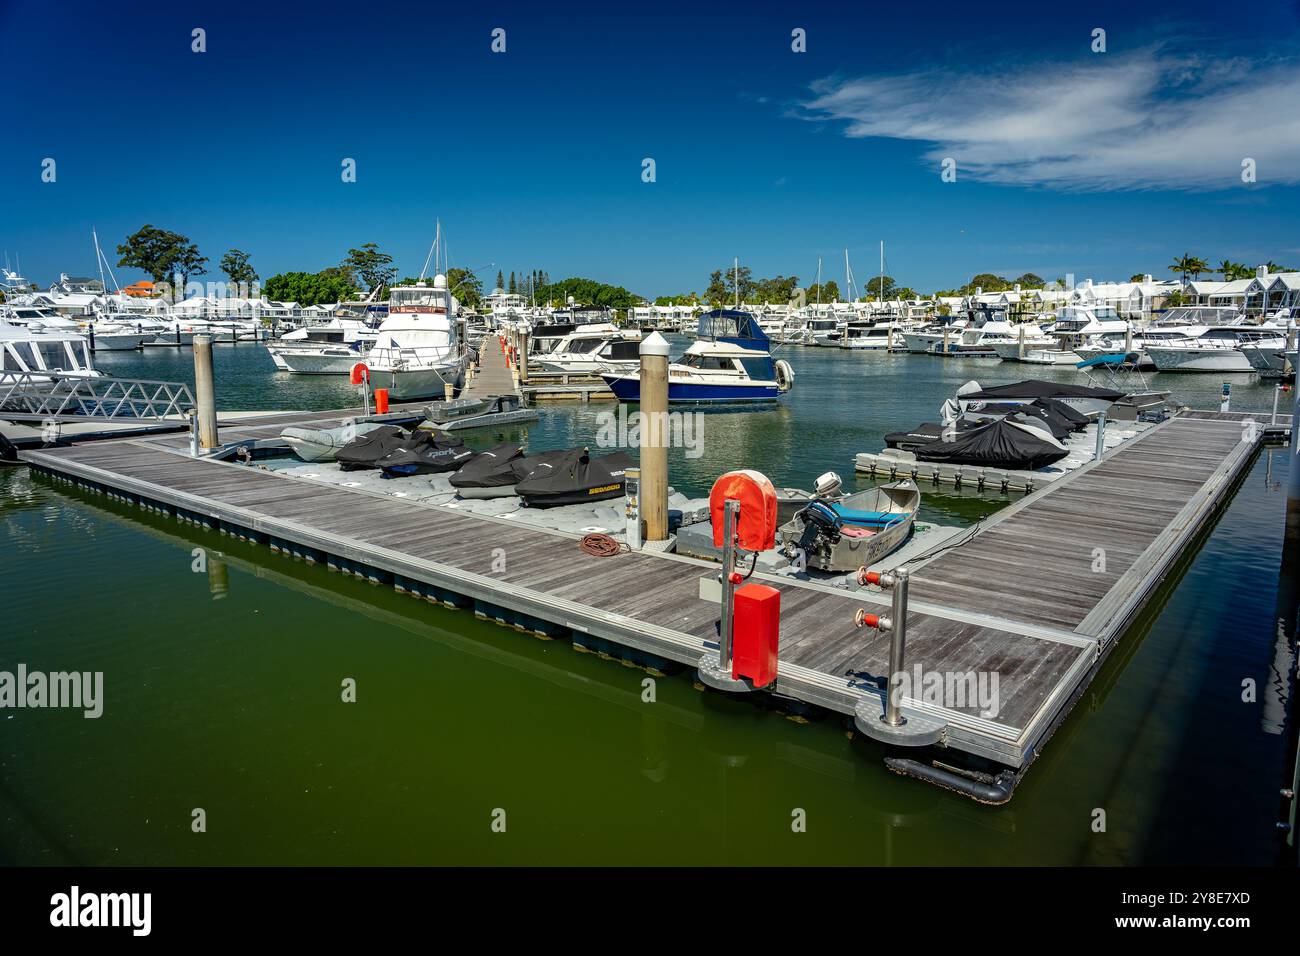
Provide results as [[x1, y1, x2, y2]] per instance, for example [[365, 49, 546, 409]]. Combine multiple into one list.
[[530, 323, 642, 375]]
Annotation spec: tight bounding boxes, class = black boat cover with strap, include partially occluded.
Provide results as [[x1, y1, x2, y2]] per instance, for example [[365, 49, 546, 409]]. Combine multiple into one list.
[[515, 448, 634, 507], [915, 418, 1069, 470]]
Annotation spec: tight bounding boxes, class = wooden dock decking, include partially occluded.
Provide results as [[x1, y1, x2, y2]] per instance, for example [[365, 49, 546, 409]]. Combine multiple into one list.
[[17, 406, 1290, 800]]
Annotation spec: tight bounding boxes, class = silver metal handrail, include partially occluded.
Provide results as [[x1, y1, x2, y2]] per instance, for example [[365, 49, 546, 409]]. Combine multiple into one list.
[[0, 370, 196, 422]]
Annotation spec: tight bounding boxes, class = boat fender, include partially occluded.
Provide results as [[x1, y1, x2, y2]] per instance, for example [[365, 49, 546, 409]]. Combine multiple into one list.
[[774, 359, 795, 392]]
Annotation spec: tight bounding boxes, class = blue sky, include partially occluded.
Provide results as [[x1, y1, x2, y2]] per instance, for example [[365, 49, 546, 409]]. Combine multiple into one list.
[[3, 0, 1300, 296]]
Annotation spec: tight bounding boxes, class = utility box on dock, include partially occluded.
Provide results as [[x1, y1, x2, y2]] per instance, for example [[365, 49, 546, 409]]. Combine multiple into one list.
[[732, 583, 780, 687]]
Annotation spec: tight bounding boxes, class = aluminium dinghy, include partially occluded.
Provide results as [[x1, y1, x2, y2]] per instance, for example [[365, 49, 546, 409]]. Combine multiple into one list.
[[778, 479, 919, 573]]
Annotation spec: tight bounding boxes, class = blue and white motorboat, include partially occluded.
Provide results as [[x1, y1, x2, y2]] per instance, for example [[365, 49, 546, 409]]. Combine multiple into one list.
[[600, 309, 794, 403]]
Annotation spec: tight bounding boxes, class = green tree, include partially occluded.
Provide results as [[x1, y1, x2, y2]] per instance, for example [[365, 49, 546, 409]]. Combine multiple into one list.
[[495, 270, 504, 292], [219, 249, 258, 288], [536, 277, 640, 310], [806, 279, 841, 302], [865, 275, 896, 300], [446, 267, 483, 310], [508, 271, 516, 295], [1013, 272, 1044, 288], [263, 269, 359, 306], [171, 243, 208, 297], [116, 224, 196, 284], [1168, 254, 1194, 283], [703, 265, 754, 306], [342, 243, 397, 296]]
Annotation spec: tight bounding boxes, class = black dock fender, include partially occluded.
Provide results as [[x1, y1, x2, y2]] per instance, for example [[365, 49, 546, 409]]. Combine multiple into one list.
[[884, 757, 1018, 805]]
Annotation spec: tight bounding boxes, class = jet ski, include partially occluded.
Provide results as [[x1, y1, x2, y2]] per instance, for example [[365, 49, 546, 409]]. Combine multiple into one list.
[[377, 430, 476, 477], [335, 425, 411, 471], [447, 443, 527, 497], [281, 421, 391, 462], [884, 419, 978, 452], [514, 447, 633, 507], [915, 417, 1070, 470], [957, 379, 1123, 418]]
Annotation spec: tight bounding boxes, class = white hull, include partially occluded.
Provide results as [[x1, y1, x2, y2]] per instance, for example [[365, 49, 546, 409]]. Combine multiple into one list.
[[88, 332, 146, 351], [1146, 347, 1254, 373], [268, 347, 365, 375], [1241, 343, 1296, 374], [839, 337, 891, 350], [366, 361, 466, 400]]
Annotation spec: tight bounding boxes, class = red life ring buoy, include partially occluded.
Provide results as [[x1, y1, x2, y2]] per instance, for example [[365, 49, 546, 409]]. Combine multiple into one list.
[[350, 362, 370, 385]]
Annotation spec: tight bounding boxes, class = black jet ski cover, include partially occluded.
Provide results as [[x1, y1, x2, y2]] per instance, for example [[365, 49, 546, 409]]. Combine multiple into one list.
[[334, 425, 409, 471], [980, 402, 1072, 440], [883, 420, 975, 450], [915, 418, 1069, 470], [448, 443, 526, 489], [378, 430, 475, 476], [515, 447, 634, 507], [1033, 397, 1089, 430], [964, 379, 1123, 402]]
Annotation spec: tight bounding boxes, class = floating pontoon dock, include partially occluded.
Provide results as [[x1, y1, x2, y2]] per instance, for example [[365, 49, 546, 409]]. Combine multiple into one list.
[[16, 405, 1291, 803]]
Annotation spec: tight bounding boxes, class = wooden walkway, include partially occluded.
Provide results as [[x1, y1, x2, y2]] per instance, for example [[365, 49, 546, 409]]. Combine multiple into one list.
[[17, 407, 1288, 799], [462, 333, 518, 398]]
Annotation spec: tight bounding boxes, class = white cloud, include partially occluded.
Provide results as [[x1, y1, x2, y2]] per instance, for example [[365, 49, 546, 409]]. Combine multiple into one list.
[[800, 49, 1300, 191]]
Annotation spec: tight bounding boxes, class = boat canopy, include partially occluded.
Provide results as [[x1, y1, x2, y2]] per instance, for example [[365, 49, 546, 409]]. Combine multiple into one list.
[[964, 379, 1124, 402], [1075, 352, 1141, 369], [696, 309, 769, 346]]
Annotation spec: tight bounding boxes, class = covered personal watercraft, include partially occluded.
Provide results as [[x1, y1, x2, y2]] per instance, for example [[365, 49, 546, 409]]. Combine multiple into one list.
[[915, 417, 1069, 470], [447, 443, 526, 497], [514, 447, 633, 507], [281, 421, 391, 463], [779, 479, 919, 572], [377, 430, 476, 477], [334, 425, 411, 471], [884, 419, 977, 452]]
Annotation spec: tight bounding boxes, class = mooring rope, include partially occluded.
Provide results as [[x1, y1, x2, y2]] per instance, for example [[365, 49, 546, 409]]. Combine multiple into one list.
[[579, 532, 626, 557]]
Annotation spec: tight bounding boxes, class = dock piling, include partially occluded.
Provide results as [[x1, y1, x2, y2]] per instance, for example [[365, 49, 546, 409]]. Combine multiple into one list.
[[639, 331, 670, 541], [1289, 385, 1300, 540], [193, 334, 218, 449], [1094, 412, 1107, 461]]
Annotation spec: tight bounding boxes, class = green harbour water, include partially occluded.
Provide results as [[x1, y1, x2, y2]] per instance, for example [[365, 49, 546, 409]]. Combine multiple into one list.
[[2, 342, 1296, 865]]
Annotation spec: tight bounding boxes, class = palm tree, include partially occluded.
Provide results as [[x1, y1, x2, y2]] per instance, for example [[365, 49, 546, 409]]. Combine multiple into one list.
[[1169, 254, 1194, 283], [1186, 256, 1208, 280], [1219, 259, 1235, 280]]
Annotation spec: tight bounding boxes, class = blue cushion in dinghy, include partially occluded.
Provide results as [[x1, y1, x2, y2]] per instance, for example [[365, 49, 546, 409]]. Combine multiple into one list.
[[830, 505, 906, 526]]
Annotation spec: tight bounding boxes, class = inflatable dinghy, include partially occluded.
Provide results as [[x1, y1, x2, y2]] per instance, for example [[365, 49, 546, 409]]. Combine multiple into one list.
[[281, 421, 390, 462], [514, 447, 633, 508]]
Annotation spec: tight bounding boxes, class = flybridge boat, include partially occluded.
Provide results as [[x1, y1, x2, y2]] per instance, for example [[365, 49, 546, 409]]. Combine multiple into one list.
[[1144, 321, 1284, 373], [903, 310, 1015, 355], [2, 305, 141, 353], [993, 307, 1128, 366], [814, 318, 895, 349], [267, 319, 379, 374], [600, 310, 794, 403], [364, 275, 467, 400], [531, 323, 642, 375], [1242, 339, 1297, 376], [0, 321, 101, 390]]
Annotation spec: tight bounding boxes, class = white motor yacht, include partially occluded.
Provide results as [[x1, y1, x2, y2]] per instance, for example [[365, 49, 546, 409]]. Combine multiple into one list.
[[0, 320, 100, 390], [1145, 322, 1283, 373], [531, 323, 642, 375], [267, 319, 379, 374], [363, 275, 467, 400]]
